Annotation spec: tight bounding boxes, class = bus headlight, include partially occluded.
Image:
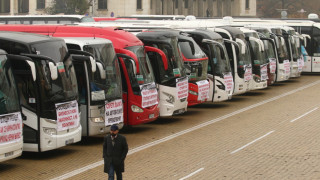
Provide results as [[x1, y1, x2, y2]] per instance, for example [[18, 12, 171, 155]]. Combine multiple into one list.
[[43, 127, 57, 135], [253, 75, 261, 82], [91, 117, 104, 123], [131, 105, 144, 113], [163, 92, 175, 104], [189, 90, 198, 96]]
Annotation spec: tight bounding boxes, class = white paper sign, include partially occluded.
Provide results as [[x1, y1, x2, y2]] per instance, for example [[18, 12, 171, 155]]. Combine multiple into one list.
[[196, 80, 210, 101], [140, 83, 158, 108], [224, 72, 234, 91], [105, 99, 123, 126], [298, 56, 304, 72], [176, 77, 189, 100], [56, 100, 79, 132], [260, 64, 268, 81], [244, 66, 252, 82], [0, 112, 22, 144], [269, 58, 277, 74], [283, 60, 291, 74]]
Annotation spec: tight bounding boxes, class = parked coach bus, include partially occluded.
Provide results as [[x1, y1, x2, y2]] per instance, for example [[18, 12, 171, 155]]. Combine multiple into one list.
[[183, 29, 233, 102], [63, 37, 123, 135], [136, 30, 189, 116], [0, 31, 82, 152], [0, 25, 160, 126], [0, 50, 23, 161]]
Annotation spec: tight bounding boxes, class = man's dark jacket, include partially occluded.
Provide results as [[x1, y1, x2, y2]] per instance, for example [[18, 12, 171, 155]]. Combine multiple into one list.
[[103, 134, 128, 173]]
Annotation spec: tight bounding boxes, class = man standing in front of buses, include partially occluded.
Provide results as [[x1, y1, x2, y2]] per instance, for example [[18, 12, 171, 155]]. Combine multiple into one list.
[[103, 124, 128, 180]]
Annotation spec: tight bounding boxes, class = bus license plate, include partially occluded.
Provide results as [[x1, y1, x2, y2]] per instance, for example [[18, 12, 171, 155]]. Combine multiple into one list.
[[65, 139, 74, 145], [149, 114, 154, 119], [5, 151, 13, 157]]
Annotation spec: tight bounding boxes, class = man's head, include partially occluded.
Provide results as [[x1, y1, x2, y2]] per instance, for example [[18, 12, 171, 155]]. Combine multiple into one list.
[[110, 124, 119, 137]]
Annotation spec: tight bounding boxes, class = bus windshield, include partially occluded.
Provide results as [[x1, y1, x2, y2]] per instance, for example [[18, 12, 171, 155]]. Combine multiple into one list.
[[209, 42, 231, 77], [278, 37, 290, 63], [290, 36, 300, 62], [0, 55, 20, 114], [30, 41, 78, 120], [147, 38, 186, 86], [83, 43, 122, 104], [179, 41, 208, 82], [264, 40, 277, 59], [125, 46, 156, 94]]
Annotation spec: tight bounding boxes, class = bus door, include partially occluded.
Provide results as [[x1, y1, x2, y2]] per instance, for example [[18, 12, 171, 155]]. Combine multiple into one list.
[[311, 25, 320, 72], [72, 60, 90, 135], [116, 53, 137, 126]]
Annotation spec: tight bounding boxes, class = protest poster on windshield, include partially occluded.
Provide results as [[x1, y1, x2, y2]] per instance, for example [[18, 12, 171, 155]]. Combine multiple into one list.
[[0, 112, 22, 144], [176, 77, 188, 100], [56, 100, 79, 132]]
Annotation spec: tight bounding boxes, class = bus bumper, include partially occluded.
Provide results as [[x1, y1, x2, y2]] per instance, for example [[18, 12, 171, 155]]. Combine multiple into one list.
[[0, 138, 23, 162]]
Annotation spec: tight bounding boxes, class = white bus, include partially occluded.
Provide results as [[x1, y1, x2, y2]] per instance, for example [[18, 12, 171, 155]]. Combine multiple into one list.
[[282, 21, 320, 73], [0, 50, 23, 162], [0, 15, 95, 25], [0, 31, 82, 152], [182, 29, 233, 102], [239, 27, 268, 89], [63, 37, 124, 135], [136, 30, 189, 116]]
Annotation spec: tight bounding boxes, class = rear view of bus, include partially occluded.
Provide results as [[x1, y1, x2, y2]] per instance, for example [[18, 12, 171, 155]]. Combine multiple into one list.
[[0, 50, 23, 162], [0, 32, 82, 152]]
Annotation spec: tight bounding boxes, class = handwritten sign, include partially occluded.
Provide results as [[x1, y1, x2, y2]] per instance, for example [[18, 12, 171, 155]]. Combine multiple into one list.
[[56, 100, 79, 132], [224, 72, 234, 91], [298, 56, 304, 72], [140, 83, 158, 108], [283, 60, 291, 74], [244, 65, 252, 82], [269, 58, 277, 74], [260, 64, 268, 81], [105, 99, 123, 126], [0, 112, 22, 144], [176, 77, 188, 100], [196, 80, 210, 101]]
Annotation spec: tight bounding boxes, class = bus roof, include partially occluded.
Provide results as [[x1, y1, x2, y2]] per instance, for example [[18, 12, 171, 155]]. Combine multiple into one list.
[[61, 37, 113, 47], [0, 24, 143, 48], [0, 31, 62, 44]]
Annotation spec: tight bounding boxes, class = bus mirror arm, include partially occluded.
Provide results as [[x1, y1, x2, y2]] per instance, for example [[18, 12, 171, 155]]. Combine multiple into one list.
[[115, 48, 140, 74], [6, 54, 37, 81], [144, 46, 168, 70], [68, 49, 96, 73], [117, 53, 137, 75]]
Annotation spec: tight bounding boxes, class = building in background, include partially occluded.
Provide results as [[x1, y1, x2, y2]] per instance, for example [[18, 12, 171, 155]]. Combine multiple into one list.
[[0, 0, 256, 17]]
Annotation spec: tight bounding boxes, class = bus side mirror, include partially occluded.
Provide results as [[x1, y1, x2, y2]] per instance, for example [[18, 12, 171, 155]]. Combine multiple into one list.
[[235, 38, 246, 55], [144, 46, 168, 70], [26, 60, 37, 81], [280, 37, 285, 46], [90, 56, 97, 73], [249, 37, 263, 52], [96, 62, 106, 80], [49, 62, 58, 80]]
